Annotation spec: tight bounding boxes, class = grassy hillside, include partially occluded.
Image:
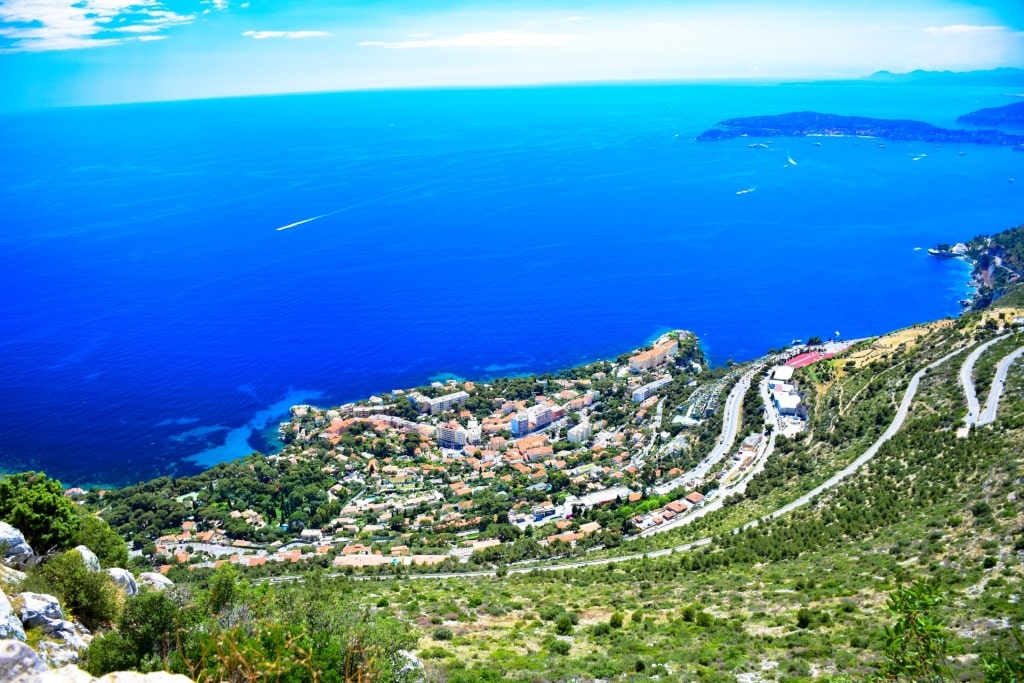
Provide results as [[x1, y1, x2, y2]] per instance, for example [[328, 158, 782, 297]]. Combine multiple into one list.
[[362, 315, 1024, 681]]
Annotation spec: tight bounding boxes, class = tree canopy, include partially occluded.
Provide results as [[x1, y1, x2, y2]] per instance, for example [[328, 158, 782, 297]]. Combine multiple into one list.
[[0, 471, 81, 552]]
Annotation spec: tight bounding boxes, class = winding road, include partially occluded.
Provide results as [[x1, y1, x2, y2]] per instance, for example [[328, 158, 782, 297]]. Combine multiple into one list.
[[977, 344, 1024, 426], [265, 336, 1024, 584], [960, 334, 1011, 425]]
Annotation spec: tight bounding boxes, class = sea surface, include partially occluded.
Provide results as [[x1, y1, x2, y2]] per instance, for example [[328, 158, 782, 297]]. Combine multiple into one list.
[[1, 82, 1021, 487]]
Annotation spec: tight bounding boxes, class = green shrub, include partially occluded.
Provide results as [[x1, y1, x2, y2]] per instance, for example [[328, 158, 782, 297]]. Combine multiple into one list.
[[433, 627, 453, 641], [22, 550, 119, 630], [84, 632, 137, 675], [555, 614, 573, 636], [610, 612, 624, 629], [73, 516, 129, 569], [549, 640, 570, 656], [539, 604, 564, 621], [0, 472, 81, 553]]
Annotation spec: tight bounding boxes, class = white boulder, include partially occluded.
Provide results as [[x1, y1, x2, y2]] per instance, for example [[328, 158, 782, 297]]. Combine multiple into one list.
[[0, 589, 26, 641], [23, 665, 95, 683], [72, 547, 100, 573], [34, 620, 91, 668], [0, 523, 34, 566], [137, 573, 174, 591], [16, 593, 64, 631], [96, 672, 194, 683], [0, 639, 47, 682], [106, 568, 137, 596], [0, 564, 28, 587], [38, 640, 83, 668]]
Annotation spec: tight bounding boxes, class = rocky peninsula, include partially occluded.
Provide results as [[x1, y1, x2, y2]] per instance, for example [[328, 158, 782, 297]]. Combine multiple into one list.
[[696, 111, 1024, 149], [956, 101, 1024, 129]]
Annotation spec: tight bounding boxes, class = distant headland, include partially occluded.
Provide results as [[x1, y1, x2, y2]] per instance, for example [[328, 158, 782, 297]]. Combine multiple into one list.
[[696, 111, 1024, 150], [957, 101, 1024, 130], [797, 68, 1024, 88], [863, 67, 1024, 87]]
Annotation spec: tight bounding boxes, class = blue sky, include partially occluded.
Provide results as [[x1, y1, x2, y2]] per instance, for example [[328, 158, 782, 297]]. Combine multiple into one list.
[[0, 0, 1022, 110]]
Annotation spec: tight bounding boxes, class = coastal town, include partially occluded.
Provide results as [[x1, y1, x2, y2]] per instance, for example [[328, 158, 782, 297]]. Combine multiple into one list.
[[105, 330, 855, 576]]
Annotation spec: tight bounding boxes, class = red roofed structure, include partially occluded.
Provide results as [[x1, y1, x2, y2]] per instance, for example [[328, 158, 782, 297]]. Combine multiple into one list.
[[785, 351, 834, 369]]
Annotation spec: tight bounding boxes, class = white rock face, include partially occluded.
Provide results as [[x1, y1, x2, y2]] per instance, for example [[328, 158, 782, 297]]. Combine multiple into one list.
[[136, 573, 174, 591], [25, 665, 95, 683], [16, 593, 64, 631], [0, 639, 48, 681], [96, 673, 194, 683], [72, 547, 101, 573], [106, 568, 137, 596], [0, 523, 34, 565], [0, 564, 28, 587], [29, 617, 91, 668], [38, 640, 84, 668], [0, 640, 196, 683], [0, 589, 27, 641]]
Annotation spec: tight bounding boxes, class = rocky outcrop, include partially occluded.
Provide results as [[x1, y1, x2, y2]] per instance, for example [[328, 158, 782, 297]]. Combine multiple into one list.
[[23, 666, 94, 683], [0, 589, 27, 641], [13, 593, 91, 665], [136, 574, 173, 591], [95, 673, 193, 683], [0, 640, 48, 681], [0, 523, 34, 566], [0, 640, 195, 683], [0, 564, 28, 587], [105, 569, 137, 597], [72, 548, 100, 573], [16, 593, 64, 631]]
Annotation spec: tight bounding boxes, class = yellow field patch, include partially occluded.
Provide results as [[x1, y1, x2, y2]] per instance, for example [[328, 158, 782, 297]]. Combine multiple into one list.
[[840, 320, 953, 370]]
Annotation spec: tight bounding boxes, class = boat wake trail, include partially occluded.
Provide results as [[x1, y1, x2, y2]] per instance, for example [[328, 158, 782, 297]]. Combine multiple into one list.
[[275, 213, 331, 231]]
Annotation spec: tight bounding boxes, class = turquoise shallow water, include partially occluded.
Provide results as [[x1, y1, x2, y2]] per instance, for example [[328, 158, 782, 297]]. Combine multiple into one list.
[[0, 82, 1020, 486]]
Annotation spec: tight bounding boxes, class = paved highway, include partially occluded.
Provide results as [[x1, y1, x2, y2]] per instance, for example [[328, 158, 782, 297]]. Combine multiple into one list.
[[756, 344, 968, 523], [960, 334, 1010, 425], [977, 344, 1024, 426]]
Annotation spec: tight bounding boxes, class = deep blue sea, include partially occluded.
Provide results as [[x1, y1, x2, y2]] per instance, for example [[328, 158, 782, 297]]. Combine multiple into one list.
[[2, 83, 1021, 487]]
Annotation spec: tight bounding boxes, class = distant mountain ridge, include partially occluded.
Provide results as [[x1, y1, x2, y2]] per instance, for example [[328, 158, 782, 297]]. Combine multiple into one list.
[[864, 67, 1024, 86]]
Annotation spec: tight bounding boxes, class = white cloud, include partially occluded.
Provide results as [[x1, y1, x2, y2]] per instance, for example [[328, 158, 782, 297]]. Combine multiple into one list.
[[923, 24, 1005, 35], [561, 16, 586, 23], [359, 30, 574, 49], [0, 0, 193, 52], [242, 30, 329, 40], [116, 24, 163, 34]]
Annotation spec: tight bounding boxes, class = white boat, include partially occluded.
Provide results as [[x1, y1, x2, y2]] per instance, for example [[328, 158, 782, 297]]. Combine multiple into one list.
[[787, 156, 797, 166], [735, 187, 757, 195]]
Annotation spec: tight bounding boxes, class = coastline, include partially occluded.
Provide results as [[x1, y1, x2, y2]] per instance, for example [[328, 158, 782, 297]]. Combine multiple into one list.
[[6, 84, 1020, 489]]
